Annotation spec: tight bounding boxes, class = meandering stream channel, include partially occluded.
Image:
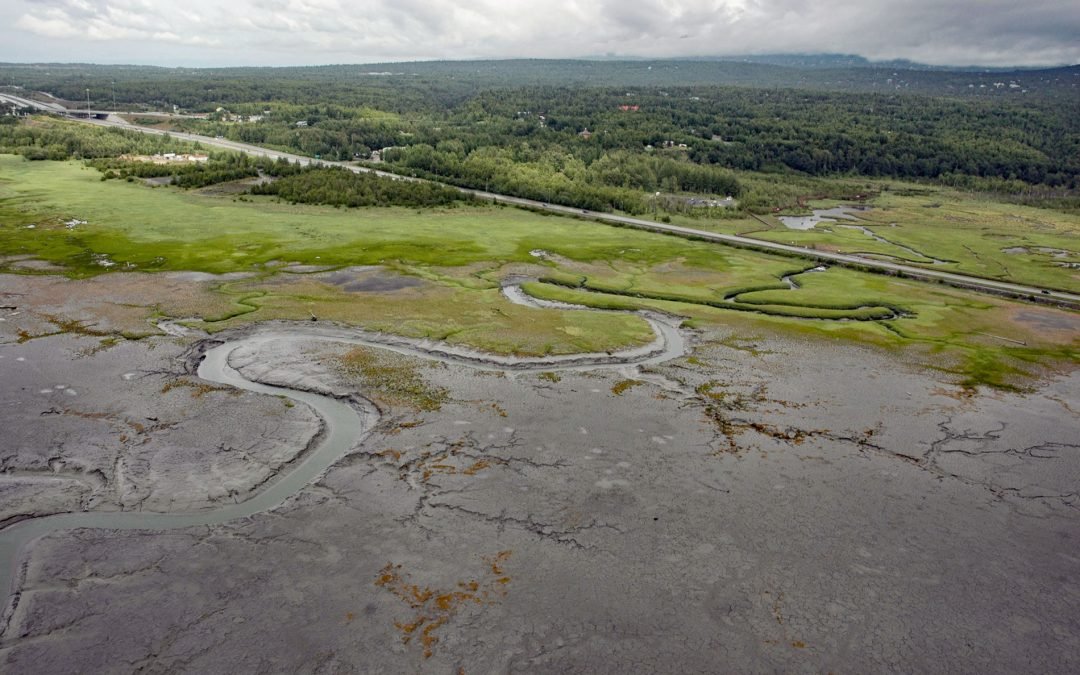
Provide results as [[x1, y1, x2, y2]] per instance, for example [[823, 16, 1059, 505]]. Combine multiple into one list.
[[0, 283, 688, 623]]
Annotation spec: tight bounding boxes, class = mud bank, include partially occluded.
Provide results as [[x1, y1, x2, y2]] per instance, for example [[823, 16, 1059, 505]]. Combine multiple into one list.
[[1, 295, 1077, 673]]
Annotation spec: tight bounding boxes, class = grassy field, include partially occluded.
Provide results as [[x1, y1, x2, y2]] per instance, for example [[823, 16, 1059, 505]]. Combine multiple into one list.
[[0, 156, 799, 275], [1, 155, 1077, 386], [672, 181, 1080, 292]]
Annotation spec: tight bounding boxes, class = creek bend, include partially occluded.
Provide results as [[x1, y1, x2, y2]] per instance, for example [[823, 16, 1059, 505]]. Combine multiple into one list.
[[0, 283, 688, 623]]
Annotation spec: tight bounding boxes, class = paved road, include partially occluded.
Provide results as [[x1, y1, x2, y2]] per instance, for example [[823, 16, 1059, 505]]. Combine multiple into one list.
[[43, 114, 1080, 310], [0, 92, 68, 114]]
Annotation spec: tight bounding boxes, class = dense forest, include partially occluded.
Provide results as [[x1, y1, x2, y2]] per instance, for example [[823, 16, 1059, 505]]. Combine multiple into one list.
[[89, 153, 302, 188], [0, 119, 471, 207], [167, 82, 1077, 211], [250, 166, 469, 208], [0, 115, 205, 159], [2, 58, 1077, 213], [2, 60, 1077, 109]]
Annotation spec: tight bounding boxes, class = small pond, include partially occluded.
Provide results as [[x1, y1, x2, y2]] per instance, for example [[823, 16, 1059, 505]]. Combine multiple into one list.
[[778, 206, 868, 230]]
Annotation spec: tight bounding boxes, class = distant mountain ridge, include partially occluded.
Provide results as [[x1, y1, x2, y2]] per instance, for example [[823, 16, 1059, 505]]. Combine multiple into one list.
[[1, 58, 1077, 105], [3, 53, 1076, 73], [673, 53, 1061, 72]]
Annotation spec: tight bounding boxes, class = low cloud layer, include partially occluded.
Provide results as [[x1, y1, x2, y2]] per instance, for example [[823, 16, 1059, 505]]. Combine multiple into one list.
[[3, 0, 1078, 67]]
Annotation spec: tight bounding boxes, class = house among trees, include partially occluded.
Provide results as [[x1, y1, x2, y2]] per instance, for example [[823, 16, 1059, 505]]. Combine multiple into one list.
[[120, 152, 209, 164], [578, 128, 593, 140]]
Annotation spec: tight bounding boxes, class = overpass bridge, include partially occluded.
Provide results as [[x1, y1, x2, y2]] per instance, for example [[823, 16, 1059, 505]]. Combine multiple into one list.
[[63, 110, 113, 119], [0, 92, 68, 114], [0, 92, 111, 119]]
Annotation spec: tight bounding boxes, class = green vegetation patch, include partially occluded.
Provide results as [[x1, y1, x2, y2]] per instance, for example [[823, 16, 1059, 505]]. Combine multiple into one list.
[[745, 186, 1080, 292], [520, 269, 1078, 390], [207, 277, 657, 357], [535, 265, 907, 321], [0, 155, 776, 277], [251, 165, 469, 208], [0, 117, 207, 160], [334, 346, 449, 411], [611, 379, 643, 396], [1, 155, 1075, 389]]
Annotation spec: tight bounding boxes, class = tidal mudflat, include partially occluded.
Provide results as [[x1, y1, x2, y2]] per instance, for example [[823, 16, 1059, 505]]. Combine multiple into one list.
[[1, 300, 1077, 672], [1, 152, 1078, 672], [3, 47, 1080, 670]]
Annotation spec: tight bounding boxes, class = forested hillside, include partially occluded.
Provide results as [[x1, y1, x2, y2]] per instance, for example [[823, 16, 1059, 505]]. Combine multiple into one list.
[[2, 60, 1077, 107], [3, 58, 1077, 213]]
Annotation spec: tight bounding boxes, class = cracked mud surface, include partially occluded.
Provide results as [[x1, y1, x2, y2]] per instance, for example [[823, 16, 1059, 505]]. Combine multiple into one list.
[[1, 324, 1078, 673], [0, 334, 321, 521]]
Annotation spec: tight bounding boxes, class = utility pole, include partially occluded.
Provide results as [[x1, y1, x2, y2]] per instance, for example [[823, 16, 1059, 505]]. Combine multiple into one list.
[[85, 88, 90, 117]]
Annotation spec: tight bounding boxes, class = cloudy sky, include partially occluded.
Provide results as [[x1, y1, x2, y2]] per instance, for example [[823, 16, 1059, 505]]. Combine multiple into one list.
[[1, 0, 1078, 68]]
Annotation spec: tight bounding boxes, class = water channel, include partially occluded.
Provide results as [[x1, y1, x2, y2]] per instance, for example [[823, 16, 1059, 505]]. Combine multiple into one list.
[[0, 283, 688, 618], [779, 207, 950, 264]]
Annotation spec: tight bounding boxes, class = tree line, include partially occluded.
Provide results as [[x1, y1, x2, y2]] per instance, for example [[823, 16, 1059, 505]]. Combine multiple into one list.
[[2, 64, 1077, 214], [0, 118, 203, 159], [90, 153, 302, 188], [128, 82, 1076, 210], [250, 166, 469, 208]]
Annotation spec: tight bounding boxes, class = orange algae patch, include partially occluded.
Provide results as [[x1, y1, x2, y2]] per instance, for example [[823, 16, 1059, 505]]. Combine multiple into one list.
[[399, 436, 507, 484], [374, 551, 513, 658], [462, 460, 491, 476], [486, 550, 512, 576]]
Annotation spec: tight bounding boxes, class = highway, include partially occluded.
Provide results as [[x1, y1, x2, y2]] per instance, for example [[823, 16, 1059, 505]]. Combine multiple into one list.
[[0, 92, 69, 114], [18, 106, 1080, 310]]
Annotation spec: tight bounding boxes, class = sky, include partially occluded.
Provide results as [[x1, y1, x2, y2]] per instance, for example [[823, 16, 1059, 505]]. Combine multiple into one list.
[[1, 0, 1078, 68]]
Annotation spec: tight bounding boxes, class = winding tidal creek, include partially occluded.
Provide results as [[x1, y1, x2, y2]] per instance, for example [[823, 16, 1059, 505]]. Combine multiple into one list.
[[0, 283, 688, 614]]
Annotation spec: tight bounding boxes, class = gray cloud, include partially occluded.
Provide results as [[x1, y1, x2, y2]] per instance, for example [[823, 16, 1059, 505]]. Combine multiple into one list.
[[1, 0, 1077, 67]]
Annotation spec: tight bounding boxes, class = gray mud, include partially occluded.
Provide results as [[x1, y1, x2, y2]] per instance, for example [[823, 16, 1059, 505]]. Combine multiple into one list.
[[0, 309, 1078, 672], [1014, 308, 1080, 332], [0, 334, 322, 519], [317, 266, 424, 292]]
